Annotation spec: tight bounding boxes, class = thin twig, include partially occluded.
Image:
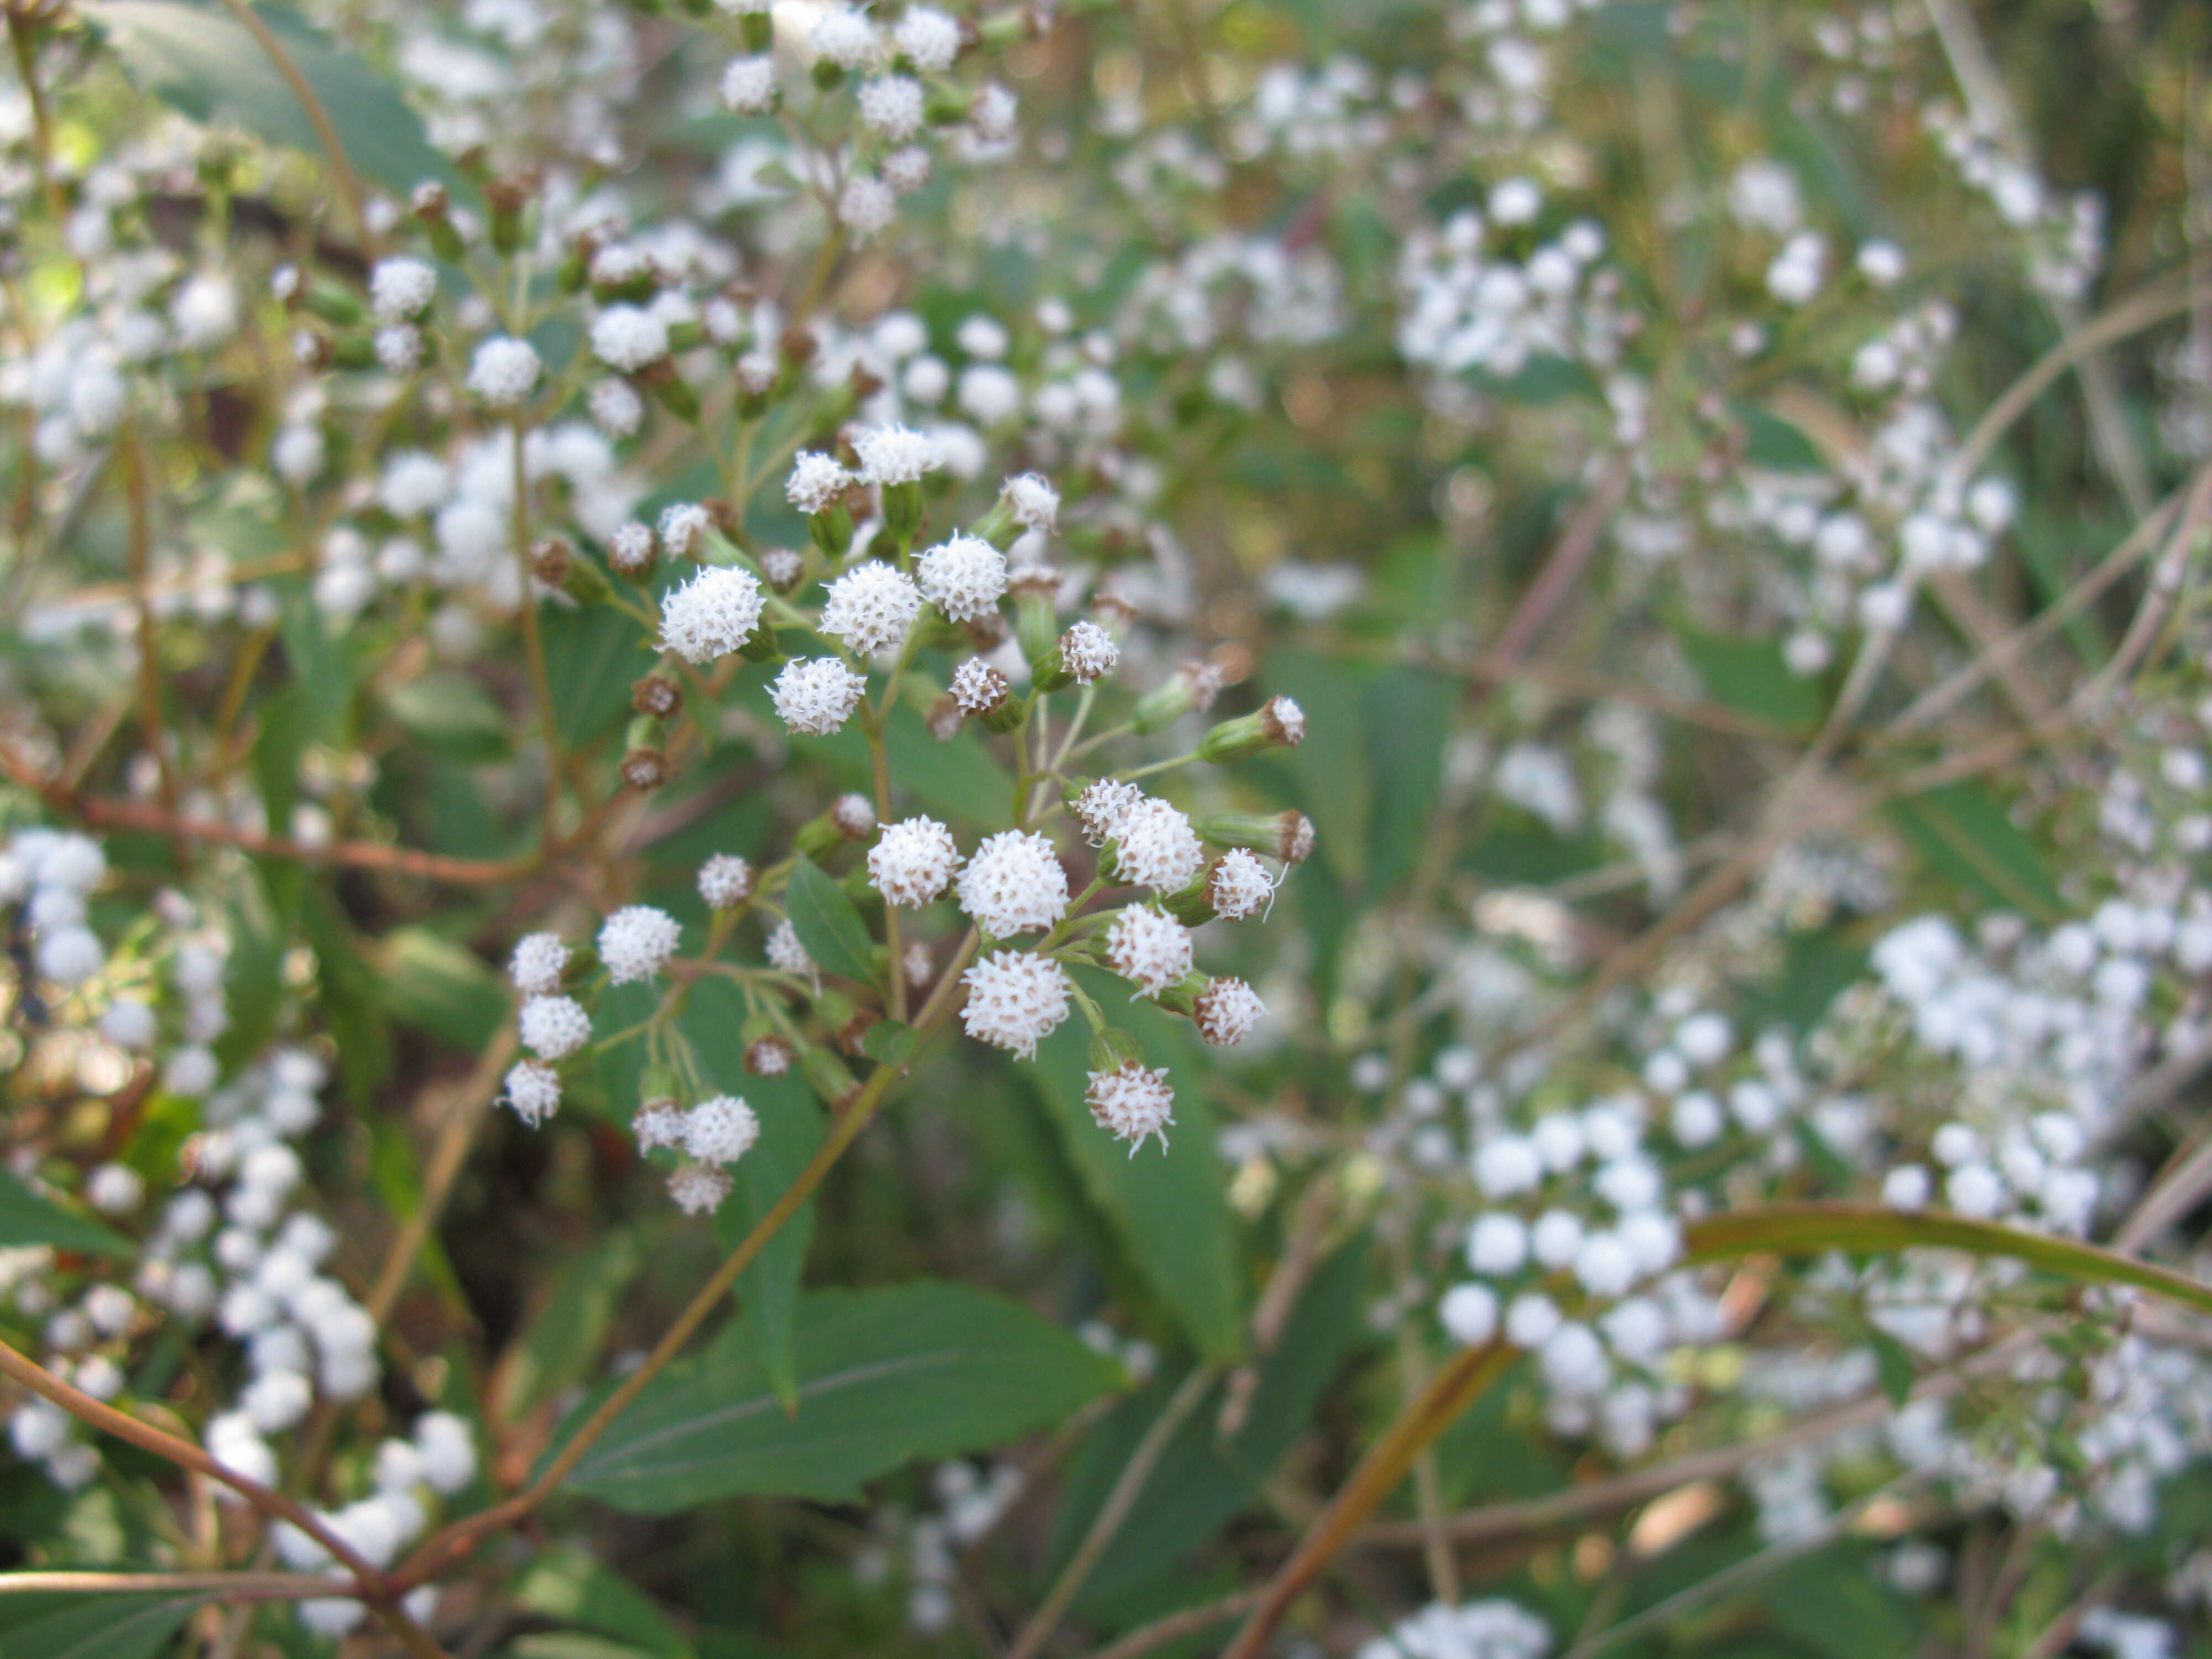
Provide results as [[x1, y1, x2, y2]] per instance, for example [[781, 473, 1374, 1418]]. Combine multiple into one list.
[[213, 0, 375, 254], [0, 1570, 354, 1601], [1004, 1363, 1221, 1659]]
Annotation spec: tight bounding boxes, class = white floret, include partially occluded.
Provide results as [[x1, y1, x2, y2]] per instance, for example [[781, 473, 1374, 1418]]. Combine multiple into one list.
[[770, 658, 868, 736], [851, 424, 940, 486], [1111, 799, 1203, 892], [669, 1164, 733, 1215], [598, 905, 681, 984], [1104, 906, 1192, 998], [869, 816, 962, 907], [509, 932, 570, 993], [959, 951, 1072, 1058], [819, 560, 924, 656], [1084, 1062, 1175, 1154], [956, 831, 1069, 936], [720, 54, 779, 113], [1192, 976, 1265, 1045], [1003, 473, 1058, 530], [893, 5, 961, 70], [1060, 619, 1118, 684], [766, 918, 815, 978], [659, 566, 765, 662], [787, 451, 854, 513], [589, 305, 671, 372], [369, 258, 437, 324], [916, 534, 1008, 622], [414, 1411, 477, 1494], [683, 1096, 761, 1165], [466, 336, 542, 406], [518, 995, 592, 1060], [698, 853, 755, 909], [858, 76, 926, 139]]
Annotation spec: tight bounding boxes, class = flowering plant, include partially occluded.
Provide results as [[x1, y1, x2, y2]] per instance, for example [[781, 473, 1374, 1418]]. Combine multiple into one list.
[[2, 2, 2209, 1658]]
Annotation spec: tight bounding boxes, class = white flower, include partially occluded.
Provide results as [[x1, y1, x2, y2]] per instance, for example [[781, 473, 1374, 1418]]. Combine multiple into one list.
[[1207, 848, 1277, 921], [589, 378, 645, 437], [852, 424, 940, 486], [858, 76, 926, 139], [590, 305, 670, 372], [1112, 798, 1203, 892], [1474, 1134, 1542, 1198], [100, 995, 156, 1050], [960, 951, 1072, 1058], [884, 146, 932, 194], [86, 1163, 143, 1214], [503, 1060, 562, 1128], [683, 1096, 760, 1164], [518, 995, 592, 1060], [699, 853, 755, 909], [509, 932, 570, 992], [1073, 780, 1144, 847], [957, 831, 1069, 936], [721, 55, 779, 113], [787, 451, 854, 513], [598, 906, 681, 984], [812, 6, 881, 69], [1440, 1282, 1499, 1345], [820, 560, 923, 656], [770, 658, 868, 735], [37, 927, 103, 985], [634, 1099, 686, 1151], [1085, 1062, 1175, 1154], [659, 502, 712, 557], [659, 566, 765, 662], [1504, 1292, 1560, 1348], [369, 258, 437, 324], [870, 816, 961, 907], [766, 919, 814, 978], [1060, 620, 1118, 684], [1192, 977, 1265, 1045], [669, 1164, 733, 1215], [916, 534, 1008, 622], [1004, 473, 1058, 530], [414, 1412, 477, 1494], [1105, 906, 1192, 998], [950, 658, 1009, 713], [466, 336, 542, 406], [894, 5, 960, 71], [842, 176, 896, 239]]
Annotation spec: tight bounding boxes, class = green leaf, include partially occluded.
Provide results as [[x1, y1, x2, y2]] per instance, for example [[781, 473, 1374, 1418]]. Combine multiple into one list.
[[513, 1547, 693, 1659], [541, 604, 661, 750], [0, 1167, 134, 1258], [86, 0, 467, 201], [1887, 781, 2065, 922], [1676, 624, 1825, 735], [1029, 975, 1245, 1363], [709, 1059, 822, 1411], [557, 1281, 1125, 1511], [373, 927, 509, 1052], [0, 1594, 201, 1659], [1869, 1327, 1917, 1408], [783, 856, 875, 983], [859, 1020, 917, 1068], [383, 673, 513, 762], [1729, 398, 1829, 472], [1682, 1203, 2212, 1318]]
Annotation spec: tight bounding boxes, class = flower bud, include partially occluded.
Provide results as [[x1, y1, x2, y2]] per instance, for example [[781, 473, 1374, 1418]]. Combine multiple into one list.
[[737, 620, 785, 664], [1012, 575, 1060, 662], [526, 537, 572, 587], [620, 747, 672, 790], [745, 1033, 795, 1077], [301, 278, 364, 327], [1196, 696, 1306, 763], [1132, 660, 1226, 735], [808, 502, 854, 558], [1194, 809, 1315, 865], [802, 1045, 859, 1110], [632, 675, 682, 718], [880, 477, 925, 547], [1088, 1027, 1147, 1073], [646, 364, 701, 423], [485, 175, 533, 255], [740, 9, 772, 48], [411, 183, 467, 262]]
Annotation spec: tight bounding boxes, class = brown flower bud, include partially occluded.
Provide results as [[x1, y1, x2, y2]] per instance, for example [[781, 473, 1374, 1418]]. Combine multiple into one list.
[[632, 675, 682, 718], [620, 748, 672, 790]]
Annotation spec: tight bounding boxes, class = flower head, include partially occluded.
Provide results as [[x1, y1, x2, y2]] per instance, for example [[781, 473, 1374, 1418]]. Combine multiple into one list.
[[1060, 619, 1119, 685], [917, 534, 1008, 622], [633, 1099, 686, 1151], [598, 906, 681, 984], [766, 918, 815, 978], [518, 995, 592, 1060], [720, 55, 778, 113], [1004, 473, 1059, 530], [589, 305, 670, 372], [1073, 780, 1144, 847], [960, 951, 1072, 1058], [1207, 849, 1277, 920], [509, 932, 570, 993], [1193, 977, 1266, 1045], [787, 452, 855, 514], [957, 831, 1069, 936], [770, 658, 868, 736], [659, 567, 765, 663], [369, 258, 436, 324], [503, 1061, 561, 1128], [1105, 907, 1192, 998], [852, 424, 940, 486], [819, 560, 923, 656], [951, 658, 1011, 715], [812, 6, 880, 69], [858, 76, 925, 139], [893, 5, 960, 70], [870, 816, 962, 907], [466, 337, 541, 406], [1113, 798, 1204, 892], [683, 1096, 760, 1165], [669, 1164, 733, 1215], [1086, 1063, 1175, 1154], [699, 854, 755, 909]]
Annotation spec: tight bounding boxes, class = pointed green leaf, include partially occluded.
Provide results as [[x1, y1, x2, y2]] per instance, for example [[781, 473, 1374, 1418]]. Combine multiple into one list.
[[0, 1593, 201, 1659], [1888, 781, 2065, 922], [557, 1281, 1124, 1511], [1682, 1202, 2212, 1318], [784, 855, 876, 983]]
